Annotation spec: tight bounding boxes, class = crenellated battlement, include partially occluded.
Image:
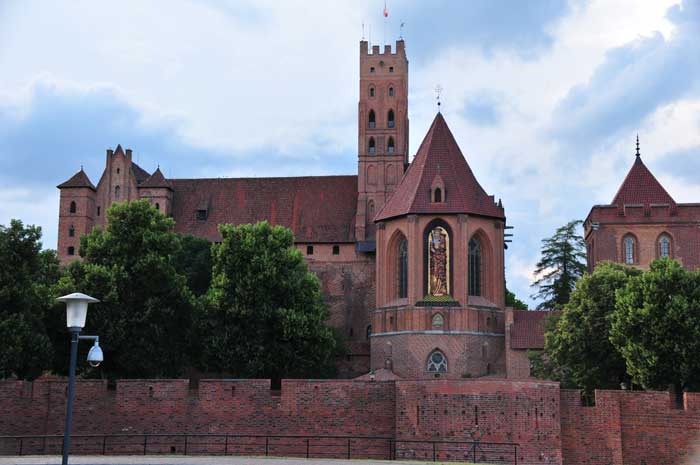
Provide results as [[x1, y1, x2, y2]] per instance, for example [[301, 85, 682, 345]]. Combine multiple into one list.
[[360, 39, 405, 57]]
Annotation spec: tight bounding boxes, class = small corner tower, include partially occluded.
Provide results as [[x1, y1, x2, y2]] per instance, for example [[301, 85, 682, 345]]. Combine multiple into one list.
[[57, 168, 97, 264], [355, 39, 409, 243]]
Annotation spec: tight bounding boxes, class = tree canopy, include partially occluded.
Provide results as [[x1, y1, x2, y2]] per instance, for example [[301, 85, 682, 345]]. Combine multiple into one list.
[[51, 200, 195, 378], [195, 221, 339, 380], [0, 220, 58, 380], [531, 220, 587, 310], [532, 262, 640, 396], [505, 287, 528, 310], [611, 258, 700, 393]]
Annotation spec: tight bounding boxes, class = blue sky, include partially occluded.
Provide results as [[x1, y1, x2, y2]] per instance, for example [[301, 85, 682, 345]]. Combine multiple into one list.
[[1, 0, 698, 308]]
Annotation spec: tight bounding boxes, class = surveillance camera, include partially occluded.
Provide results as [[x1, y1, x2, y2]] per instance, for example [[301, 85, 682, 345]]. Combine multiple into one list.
[[87, 341, 103, 368]]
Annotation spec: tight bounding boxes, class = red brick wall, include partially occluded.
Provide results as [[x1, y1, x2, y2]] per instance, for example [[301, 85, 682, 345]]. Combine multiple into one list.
[[4, 378, 700, 465]]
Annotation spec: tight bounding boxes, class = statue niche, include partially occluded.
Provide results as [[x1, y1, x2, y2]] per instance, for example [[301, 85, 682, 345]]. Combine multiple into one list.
[[427, 226, 450, 296]]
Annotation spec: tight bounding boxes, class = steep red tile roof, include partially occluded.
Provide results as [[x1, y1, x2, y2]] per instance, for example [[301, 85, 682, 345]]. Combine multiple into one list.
[[611, 155, 675, 207], [510, 310, 551, 349], [376, 112, 504, 221], [131, 163, 151, 185], [169, 175, 358, 243], [57, 169, 96, 190], [141, 167, 172, 190]]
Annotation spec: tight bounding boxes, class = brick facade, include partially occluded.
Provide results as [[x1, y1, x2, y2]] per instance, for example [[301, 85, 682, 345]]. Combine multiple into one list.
[[3, 378, 699, 465]]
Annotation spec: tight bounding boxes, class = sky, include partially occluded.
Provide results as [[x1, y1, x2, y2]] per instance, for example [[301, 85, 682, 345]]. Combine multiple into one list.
[[0, 0, 698, 308]]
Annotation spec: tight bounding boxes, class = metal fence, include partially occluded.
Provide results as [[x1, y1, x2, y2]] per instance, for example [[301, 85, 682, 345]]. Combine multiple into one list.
[[0, 434, 518, 464]]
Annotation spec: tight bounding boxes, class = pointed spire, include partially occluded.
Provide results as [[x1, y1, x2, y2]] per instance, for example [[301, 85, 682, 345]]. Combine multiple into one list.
[[636, 134, 640, 157]]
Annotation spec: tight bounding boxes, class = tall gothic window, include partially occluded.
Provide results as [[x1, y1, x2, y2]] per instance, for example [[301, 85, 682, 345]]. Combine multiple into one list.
[[624, 235, 635, 264], [427, 350, 447, 373], [398, 237, 408, 298], [368, 110, 376, 129], [427, 225, 450, 297], [387, 109, 395, 128], [387, 137, 395, 154], [469, 237, 482, 296], [434, 188, 442, 203], [69, 201, 76, 214], [115, 185, 121, 200], [368, 137, 376, 155], [658, 234, 671, 258], [389, 86, 394, 97], [369, 86, 375, 97]]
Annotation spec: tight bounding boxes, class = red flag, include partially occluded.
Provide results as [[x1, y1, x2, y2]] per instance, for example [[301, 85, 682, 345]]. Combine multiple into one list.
[[383, 1, 388, 17]]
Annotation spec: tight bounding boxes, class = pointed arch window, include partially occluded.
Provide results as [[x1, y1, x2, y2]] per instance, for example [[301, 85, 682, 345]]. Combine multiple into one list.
[[115, 185, 121, 200], [427, 224, 450, 297], [658, 234, 672, 258], [427, 350, 447, 373], [368, 110, 376, 129], [368, 137, 376, 155], [369, 86, 375, 97], [624, 235, 636, 264], [387, 109, 395, 128], [469, 237, 482, 296], [389, 86, 394, 97], [434, 188, 442, 203], [387, 137, 395, 154], [398, 237, 408, 298], [69, 201, 76, 214], [68, 225, 75, 238]]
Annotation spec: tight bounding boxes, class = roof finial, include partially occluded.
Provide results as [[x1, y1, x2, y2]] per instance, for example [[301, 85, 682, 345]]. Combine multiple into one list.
[[636, 134, 640, 157], [80, 164, 84, 171], [435, 84, 443, 112]]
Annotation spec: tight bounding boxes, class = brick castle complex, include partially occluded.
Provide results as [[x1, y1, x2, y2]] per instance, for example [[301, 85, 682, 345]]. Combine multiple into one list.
[[56, 39, 700, 381]]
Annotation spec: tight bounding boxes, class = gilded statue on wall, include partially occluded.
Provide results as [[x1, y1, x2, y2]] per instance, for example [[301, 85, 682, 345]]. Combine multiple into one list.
[[428, 226, 449, 296]]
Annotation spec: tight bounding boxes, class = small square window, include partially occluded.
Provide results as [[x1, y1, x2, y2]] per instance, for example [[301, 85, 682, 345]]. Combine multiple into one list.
[[307, 245, 314, 255], [67, 246, 75, 256], [196, 209, 208, 221], [370, 67, 375, 73], [332, 245, 340, 255], [389, 66, 394, 72]]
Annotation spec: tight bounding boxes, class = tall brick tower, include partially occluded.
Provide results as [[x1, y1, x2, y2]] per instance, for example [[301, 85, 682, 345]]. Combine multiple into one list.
[[355, 39, 409, 243], [57, 169, 96, 264]]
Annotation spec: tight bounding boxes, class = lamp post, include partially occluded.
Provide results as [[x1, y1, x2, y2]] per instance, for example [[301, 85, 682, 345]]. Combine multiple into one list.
[[56, 293, 101, 465]]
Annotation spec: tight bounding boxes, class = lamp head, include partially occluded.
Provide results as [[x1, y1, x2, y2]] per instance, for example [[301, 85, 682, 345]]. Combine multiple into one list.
[[56, 293, 99, 330], [87, 341, 103, 368]]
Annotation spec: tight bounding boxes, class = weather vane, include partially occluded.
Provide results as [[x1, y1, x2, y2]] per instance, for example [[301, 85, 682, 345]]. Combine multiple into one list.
[[400, 21, 405, 40], [435, 84, 443, 111]]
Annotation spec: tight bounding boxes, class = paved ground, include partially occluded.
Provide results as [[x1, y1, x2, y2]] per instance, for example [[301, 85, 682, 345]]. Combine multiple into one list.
[[0, 456, 462, 465]]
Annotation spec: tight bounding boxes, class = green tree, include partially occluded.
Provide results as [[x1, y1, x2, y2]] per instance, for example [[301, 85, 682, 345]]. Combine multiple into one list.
[[611, 258, 700, 394], [50, 200, 195, 378], [172, 235, 212, 296], [531, 220, 587, 309], [196, 221, 338, 380], [532, 262, 641, 397], [0, 220, 58, 379], [505, 287, 528, 310]]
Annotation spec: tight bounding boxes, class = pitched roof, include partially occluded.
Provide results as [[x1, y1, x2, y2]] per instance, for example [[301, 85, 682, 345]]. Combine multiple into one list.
[[376, 112, 504, 221], [57, 169, 96, 190], [611, 155, 675, 207], [131, 163, 151, 185], [510, 310, 551, 349], [140, 167, 172, 189], [169, 175, 358, 243]]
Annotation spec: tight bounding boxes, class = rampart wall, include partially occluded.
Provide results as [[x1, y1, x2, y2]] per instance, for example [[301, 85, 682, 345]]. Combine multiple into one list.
[[2, 378, 699, 465]]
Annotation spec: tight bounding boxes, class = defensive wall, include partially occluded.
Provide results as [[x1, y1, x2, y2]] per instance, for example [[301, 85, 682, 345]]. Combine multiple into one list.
[[1, 378, 699, 465]]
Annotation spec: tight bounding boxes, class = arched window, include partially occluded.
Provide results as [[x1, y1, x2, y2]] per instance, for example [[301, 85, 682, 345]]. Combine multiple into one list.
[[367, 200, 375, 219], [67, 246, 75, 256], [427, 350, 447, 373], [389, 86, 394, 97], [368, 137, 376, 155], [432, 313, 444, 329], [155, 202, 160, 211], [624, 235, 636, 264], [398, 237, 408, 298], [469, 237, 482, 296], [369, 86, 375, 97], [426, 223, 450, 297], [368, 110, 376, 129], [115, 185, 121, 200], [68, 225, 75, 238], [69, 201, 76, 214], [434, 188, 442, 203], [658, 234, 671, 258], [387, 137, 395, 154], [366, 325, 372, 340], [387, 109, 395, 128]]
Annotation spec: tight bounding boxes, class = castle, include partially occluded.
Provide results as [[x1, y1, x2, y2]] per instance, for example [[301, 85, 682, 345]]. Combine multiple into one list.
[[56, 39, 700, 381]]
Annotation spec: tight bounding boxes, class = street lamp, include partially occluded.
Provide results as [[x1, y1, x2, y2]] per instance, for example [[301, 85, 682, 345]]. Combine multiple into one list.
[[56, 293, 101, 465]]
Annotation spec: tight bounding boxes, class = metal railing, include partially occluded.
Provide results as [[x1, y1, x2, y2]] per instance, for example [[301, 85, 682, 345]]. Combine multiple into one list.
[[0, 434, 518, 464]]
